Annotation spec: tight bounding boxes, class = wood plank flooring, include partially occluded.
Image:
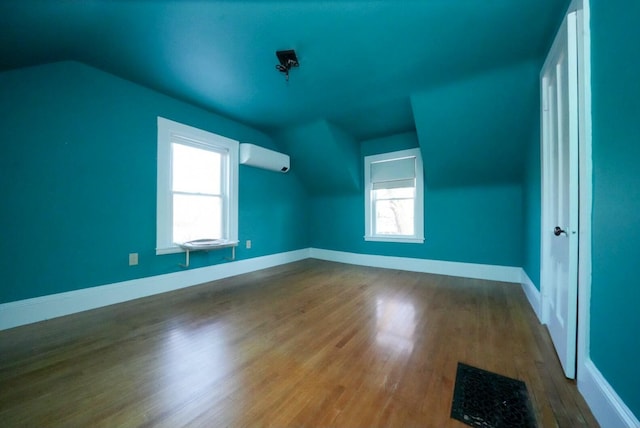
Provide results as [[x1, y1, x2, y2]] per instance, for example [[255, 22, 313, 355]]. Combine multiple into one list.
[[0, 259, 599, 427]]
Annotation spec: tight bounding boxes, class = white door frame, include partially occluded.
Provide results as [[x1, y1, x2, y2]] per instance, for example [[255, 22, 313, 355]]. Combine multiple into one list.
[[541, 9, 580, 379], [540, 4, 640, 426], [572, 0, 592, 385], [540, 0, 592, 380]]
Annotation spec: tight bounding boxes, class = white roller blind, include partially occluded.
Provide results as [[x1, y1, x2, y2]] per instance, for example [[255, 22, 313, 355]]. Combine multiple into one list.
[[370, 156, 416, 190]]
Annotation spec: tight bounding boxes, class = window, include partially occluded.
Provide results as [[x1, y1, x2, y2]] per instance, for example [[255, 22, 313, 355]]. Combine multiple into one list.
[[156, 117, 238, 255], [364, 148, 424, 243]]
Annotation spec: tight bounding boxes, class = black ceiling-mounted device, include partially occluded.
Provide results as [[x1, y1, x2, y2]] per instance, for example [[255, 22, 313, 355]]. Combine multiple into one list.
[[275, 49, 299, 81]]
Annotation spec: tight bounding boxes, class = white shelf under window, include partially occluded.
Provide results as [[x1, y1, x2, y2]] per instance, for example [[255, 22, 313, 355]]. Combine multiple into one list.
[[177, 239, 239, 267]]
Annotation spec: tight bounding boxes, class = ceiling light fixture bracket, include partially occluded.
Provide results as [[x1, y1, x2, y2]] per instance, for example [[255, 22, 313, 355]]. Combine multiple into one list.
[[275, 49, 299, 82]]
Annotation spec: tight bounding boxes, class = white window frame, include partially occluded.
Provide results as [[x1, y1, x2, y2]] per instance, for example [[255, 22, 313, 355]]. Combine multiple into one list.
[[156, 117, 238, 255], [364, 148, 424, 243]]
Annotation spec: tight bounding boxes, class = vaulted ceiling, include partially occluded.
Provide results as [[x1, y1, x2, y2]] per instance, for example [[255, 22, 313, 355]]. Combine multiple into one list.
[[0, 0, 569, 188]]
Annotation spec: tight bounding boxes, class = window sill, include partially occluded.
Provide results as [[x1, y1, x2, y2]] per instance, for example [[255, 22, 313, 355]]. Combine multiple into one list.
[[364, 236, 425, 244], [156, 240, 239, 256]]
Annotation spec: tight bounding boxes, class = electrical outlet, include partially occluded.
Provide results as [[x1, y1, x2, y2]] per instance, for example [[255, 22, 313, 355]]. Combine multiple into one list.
[[129, 253, 139, 266], [246, 240, 252, 249]]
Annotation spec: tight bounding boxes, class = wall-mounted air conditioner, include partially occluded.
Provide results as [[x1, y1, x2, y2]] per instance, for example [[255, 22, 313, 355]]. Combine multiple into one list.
[[239, 143, 290, 173]]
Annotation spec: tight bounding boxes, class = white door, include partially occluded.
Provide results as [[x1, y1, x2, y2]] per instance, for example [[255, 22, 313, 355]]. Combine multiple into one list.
[[540, 11, 579, 379]]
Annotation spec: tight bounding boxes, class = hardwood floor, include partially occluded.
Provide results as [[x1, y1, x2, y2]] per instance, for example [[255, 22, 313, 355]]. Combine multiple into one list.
[[0, 259, 598, 427]]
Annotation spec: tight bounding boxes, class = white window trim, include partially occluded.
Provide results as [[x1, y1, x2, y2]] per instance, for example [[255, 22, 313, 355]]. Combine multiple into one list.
[[156, 117, 239, 255], [364, 148, 424, 243]]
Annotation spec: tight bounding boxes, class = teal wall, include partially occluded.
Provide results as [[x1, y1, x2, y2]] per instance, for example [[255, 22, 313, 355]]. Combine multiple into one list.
[[522, 119, 542, 289], [0, 61, 309, 304], [310, 132, 524, 267], [590, 0, 640, 416]]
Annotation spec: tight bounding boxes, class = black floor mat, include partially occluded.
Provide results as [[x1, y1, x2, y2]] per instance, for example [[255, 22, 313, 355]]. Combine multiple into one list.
[[451, 362, 536, 428]]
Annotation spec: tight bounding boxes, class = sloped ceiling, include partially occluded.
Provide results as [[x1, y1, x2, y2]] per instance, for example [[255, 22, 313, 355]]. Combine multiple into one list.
[[412, 60, 541, 188], [0, 0, 569, 190], [277, 120, 361, 195]]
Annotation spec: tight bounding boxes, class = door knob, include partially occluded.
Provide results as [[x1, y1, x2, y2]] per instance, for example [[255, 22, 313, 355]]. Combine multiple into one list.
[[554, 226, 567, 236]]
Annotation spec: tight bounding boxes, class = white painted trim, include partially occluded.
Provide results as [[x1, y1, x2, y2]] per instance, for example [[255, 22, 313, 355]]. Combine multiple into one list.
[[156, 116, 239, 255], [364, 236, 424, 244], [0, 248, 310, 331], [309, 248, 522, 283], [572, 0, 594, 409], [579, 359, 640, 428], [520, 269, 541, 321], [0, 248, 523, 331], [539, 9, 580, 379], [571, 3, 637, 425], [364, 148, 425, 243]]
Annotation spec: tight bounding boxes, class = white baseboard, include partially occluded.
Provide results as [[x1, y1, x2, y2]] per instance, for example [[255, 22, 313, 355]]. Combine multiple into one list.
[[0, 248, 310, 331], [309, 248, 522, 284], [579, 359, 640, 428], [520, 269, 542, 321], [0, 248, 526, 331]]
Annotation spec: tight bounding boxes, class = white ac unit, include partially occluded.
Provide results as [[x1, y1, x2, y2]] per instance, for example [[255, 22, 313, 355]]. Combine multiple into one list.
[[239, 143, 290, 173]]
